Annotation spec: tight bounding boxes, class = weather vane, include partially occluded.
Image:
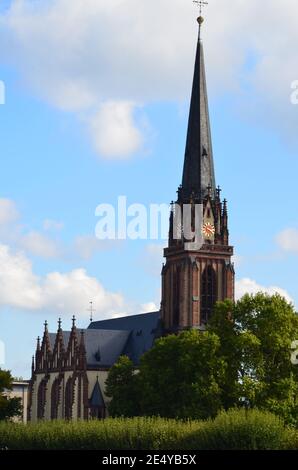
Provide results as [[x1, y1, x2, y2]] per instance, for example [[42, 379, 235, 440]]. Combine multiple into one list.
[[87, 301, 96, 322], [193, 0, 208, 37], [193, 0, 208, 16]]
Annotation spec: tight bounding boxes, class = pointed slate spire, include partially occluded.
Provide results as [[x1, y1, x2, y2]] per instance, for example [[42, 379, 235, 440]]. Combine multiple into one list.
[[181, 18, 216, 202]]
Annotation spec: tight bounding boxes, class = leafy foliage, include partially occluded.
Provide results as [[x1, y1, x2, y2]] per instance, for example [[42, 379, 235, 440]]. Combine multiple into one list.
[[208, 293, 298, 423], [139, 330, 225, 419], [0, 410, 295, 450], [0, 369, 22, 421], [106, 293, 298, 424], [105, 356, 139, 417]]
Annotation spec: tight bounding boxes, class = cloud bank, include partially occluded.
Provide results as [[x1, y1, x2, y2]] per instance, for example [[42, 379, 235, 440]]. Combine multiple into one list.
[[0, 242, 130, 317], [1, 0, 298, 157], [235, 277, 293, 304]]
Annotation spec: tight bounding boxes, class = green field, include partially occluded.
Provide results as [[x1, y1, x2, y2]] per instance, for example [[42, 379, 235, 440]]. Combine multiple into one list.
[[0, 409, 297, 450]]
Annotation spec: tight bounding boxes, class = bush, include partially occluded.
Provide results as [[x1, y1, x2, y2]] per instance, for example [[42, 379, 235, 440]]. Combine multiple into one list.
[[0, 410, 296, 450], [0, 418, 202, 450], [183, 409, 293, 450]]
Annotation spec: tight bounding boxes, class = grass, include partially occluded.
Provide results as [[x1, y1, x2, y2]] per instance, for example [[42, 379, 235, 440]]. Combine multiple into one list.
[[0, 409, 297, 450]]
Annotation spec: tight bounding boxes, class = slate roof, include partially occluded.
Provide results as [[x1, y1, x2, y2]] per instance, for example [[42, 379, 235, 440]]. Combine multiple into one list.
[[84, 329, 130, 368], [88, 311, 162, 365], [49, 332, 70, 351], [181, 38, 216, 201], [46, 311, 161, 369], [50, 329, 131, 368]]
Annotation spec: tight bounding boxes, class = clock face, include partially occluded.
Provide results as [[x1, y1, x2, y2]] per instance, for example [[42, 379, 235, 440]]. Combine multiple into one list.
[[202, 222, 215, 238]]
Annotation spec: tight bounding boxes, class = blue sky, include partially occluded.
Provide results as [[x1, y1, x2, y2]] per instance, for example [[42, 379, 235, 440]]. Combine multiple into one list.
[[0, 0, 298, 378]]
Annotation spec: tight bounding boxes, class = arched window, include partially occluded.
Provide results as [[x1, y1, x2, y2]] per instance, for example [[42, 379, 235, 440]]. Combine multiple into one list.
[[201, 265, 217, 324], [65, 377, 74, 420], [37, 379, 47, 420], [51, 378, 60, 420]]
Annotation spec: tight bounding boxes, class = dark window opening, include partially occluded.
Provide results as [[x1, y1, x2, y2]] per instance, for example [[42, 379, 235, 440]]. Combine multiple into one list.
[[37, 379, 47, 420], [201, 265, 217, 324], [65, 378, 74, 420], [51, 378, 60, 420], [173, 266, 181, 327]]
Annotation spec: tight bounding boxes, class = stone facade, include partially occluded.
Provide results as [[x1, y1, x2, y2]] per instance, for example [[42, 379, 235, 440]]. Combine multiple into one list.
[[28, 320, 108, 422]]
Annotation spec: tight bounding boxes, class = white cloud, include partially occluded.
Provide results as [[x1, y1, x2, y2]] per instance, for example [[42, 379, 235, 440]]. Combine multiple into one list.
[[43, 219, 64, 231], [0, 198, 19, 225], [0, 244, 42, 309], [88, 101, 143, 158], [42, 268, 125, 316], [2, 0, 298, 155], [0, 243, 127, 317], [235, 277, 293, 304], [276, 228, 298, 254], [21, 231, 61, 258], [141, 302, 159, 313], [0, 198, 121, 261], [0, 199, 62, 259]]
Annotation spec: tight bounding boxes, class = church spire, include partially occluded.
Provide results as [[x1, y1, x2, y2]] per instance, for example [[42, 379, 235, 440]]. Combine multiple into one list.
[[162, 10, 235, 332], [180, 16, 215, 202]]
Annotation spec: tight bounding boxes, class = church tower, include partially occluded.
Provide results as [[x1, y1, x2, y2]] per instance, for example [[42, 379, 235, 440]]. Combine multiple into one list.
[[161, 16, 234, 333]]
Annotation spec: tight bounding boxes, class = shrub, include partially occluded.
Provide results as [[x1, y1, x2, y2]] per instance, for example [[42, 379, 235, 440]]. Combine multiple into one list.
[[182, 409, 293, 450], [0, 410, 296, 450], [0, 417, 202, 450]]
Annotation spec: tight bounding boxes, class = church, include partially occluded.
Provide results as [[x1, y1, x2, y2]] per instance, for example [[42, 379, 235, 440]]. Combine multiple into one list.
[[28, 15, 234, 422]]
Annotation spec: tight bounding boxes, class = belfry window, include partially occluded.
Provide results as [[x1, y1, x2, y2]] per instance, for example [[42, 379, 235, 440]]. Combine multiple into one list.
[[173, 265, 181, 327], [201, 265, 217, 324]]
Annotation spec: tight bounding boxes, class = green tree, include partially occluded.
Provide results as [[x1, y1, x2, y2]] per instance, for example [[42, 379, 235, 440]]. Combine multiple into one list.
[[105, 356, 139, 417], [0, 369, 22, 421], [209, 293, 298, 423], [106, 294, 298, 423], [138, 330, 226, 419]]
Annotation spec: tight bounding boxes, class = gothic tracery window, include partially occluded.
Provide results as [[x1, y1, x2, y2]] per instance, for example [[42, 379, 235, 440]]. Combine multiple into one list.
[[37, 379, 47, 420], [51, 378, 60, 420], [65, 377, 74, 420]]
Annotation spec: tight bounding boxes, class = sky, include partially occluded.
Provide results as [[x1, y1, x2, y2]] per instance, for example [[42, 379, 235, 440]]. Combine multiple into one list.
[[0, 0, 298, 378]]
